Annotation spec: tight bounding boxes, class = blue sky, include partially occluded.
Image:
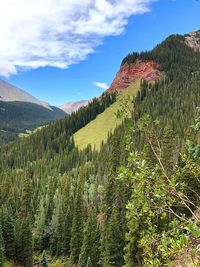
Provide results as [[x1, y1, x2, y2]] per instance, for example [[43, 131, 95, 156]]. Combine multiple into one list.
[[1, 0, 200, 106]]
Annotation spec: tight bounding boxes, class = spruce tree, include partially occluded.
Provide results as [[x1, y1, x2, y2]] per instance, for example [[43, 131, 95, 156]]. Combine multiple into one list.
[[0, 224, 4, 267], [144, 128, 160, 168], [21, 175, 33, 218], [70, 169, 85, 265], [17, 219, 33, 267], [41, 250, 48, 267], [86, 257, 92, 267], [2, 215, 15, 260], [79, 208, 100, 267], [161, 124, 177, 173], [101, 208, 124, 267]]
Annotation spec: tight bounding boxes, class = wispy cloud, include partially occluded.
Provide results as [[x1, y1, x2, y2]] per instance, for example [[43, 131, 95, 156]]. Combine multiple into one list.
[[0, 0, 155, 77], [93, 81, 109, 90]]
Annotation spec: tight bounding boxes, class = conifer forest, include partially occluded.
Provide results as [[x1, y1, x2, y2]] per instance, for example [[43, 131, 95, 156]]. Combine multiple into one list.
[[1, 31, 200, 267]]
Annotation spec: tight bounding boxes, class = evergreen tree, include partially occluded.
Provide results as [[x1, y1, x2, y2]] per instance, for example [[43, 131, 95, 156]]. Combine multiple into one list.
[[41, 250, 48, 267], [79, 208, 100, 267], [21, 175, 33, 219], [86, 257, 92, 267], [0, 224, 4, 267], [144, 127, 160, 168], [101, 208, 124, 267], [17, 219, 33, 267], [2, 215, 15, 260], [70, 170, 85, 265], [161, 124, 177, 173]]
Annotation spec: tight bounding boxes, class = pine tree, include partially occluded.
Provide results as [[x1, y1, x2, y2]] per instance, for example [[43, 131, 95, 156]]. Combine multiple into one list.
[[62, 205, 72, 256], [21, 175, 33, 218], [17, 219, 33, 267], [2, 215, 15, 260], [161, 124, 177, 173], [86, 257, 92, 267], [41, 250, 48, 267], [144, 128, 160, 168], [0, 224, 4, 267], [70, 169, 85, 265], [79, 208, 100, 267], [101, 208, 124, 267]]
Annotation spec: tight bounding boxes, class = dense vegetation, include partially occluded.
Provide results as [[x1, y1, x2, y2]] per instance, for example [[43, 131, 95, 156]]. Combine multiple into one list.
[[0, 101, 67, 144], [126, 34, 200, 139], [1, 33, 200, 267]]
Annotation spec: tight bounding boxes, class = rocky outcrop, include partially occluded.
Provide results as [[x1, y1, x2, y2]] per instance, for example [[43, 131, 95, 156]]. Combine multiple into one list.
[[185, 30, 200, 52], [108, 60, 161, 91]]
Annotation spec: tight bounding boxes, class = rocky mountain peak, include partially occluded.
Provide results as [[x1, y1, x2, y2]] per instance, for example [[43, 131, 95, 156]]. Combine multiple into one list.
[[0, 79, 52, 110], [185, 30, 200, 52], [60, 100, 89, 114]]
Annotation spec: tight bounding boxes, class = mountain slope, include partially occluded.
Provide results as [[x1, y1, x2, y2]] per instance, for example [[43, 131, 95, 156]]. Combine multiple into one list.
[[1, 30, 200, 267], [185, 30, 200, 52], [0, 80, 67, 143], [0, 79, 51, 110], [74, 80, 140, 150], [108, 60, 161, 91], [74, 30, 200, 150], [60, 100, 89, 114], [0, 101, 66, 131]]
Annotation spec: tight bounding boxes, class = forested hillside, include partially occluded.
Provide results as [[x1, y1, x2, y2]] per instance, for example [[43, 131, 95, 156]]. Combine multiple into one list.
[[0, 80, 68, 144], [0, 101, 67, 144], [1, 31, 200, 267]]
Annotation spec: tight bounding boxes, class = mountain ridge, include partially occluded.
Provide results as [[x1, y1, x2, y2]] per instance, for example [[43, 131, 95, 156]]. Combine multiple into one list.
[[0, 79, 53, 110], [60, 100, 89, 114], [108, 60, 161, 91], [0, 79, 67, 143], [107, 29, 200, 93], [185, 30, 200, 52], [1, 29, 200, 266]]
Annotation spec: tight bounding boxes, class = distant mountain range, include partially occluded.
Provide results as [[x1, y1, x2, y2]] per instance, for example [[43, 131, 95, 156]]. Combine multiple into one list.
[[1, 29, 200, 267], [0, 79, 52, 110], [60, 100, 89, 114], [0, 79, 66, 143]]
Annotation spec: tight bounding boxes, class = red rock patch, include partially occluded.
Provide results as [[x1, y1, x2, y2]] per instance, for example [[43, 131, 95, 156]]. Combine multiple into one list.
[[108, 60, 161, 91]]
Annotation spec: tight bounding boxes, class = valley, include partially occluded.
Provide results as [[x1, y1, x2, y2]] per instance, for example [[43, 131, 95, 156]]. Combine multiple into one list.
[[0, 80, 67, 144], [1, 26, 200, 267]]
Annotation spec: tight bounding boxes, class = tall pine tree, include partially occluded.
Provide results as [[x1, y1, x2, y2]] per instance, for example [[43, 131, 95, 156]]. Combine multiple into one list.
[[70, 169, 85, 265], [0, 223, 4, 267]]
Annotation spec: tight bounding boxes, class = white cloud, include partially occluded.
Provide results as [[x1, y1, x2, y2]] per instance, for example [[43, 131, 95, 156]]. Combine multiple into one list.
[[0, 0, 156, 77], [93, 81, 109, 90]]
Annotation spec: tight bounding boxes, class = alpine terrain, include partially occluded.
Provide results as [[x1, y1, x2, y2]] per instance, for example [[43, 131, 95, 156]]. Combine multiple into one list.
[[0, 80, 66, 144], [1, 29, 200, 267], [59, 100, 89, 114]]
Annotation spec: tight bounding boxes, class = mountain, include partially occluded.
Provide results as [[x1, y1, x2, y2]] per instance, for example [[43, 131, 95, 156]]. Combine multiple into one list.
[[108, 60, 161, 91], [74, 81, 140, 150], [0, 79, 67, 143], [1, 30, 200, 267], [0, 79, 51, 110], [185, 29, 200, 52], [59, 100, 89, 114], [107, 30, 200, 93]]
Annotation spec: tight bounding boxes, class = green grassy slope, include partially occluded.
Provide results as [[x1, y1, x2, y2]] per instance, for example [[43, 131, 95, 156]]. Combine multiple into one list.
[[74, 80, 140, 150]]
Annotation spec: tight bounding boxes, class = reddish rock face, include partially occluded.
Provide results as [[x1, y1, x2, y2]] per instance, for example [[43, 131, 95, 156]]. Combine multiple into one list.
[[108, 60, 161, 91]]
